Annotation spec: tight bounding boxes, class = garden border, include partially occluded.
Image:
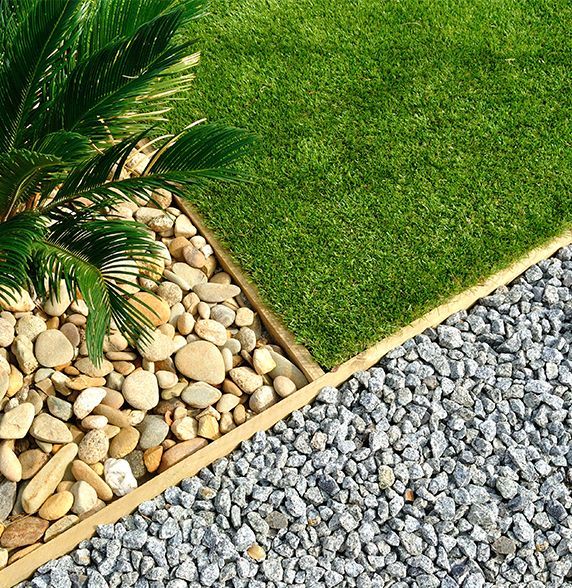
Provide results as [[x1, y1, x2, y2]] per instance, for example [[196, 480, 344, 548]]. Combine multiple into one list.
[[1, 221, 570, 585]]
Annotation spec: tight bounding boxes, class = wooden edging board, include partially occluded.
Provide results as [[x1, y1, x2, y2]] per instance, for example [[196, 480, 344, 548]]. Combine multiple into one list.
[[2, 230, 570, 587]]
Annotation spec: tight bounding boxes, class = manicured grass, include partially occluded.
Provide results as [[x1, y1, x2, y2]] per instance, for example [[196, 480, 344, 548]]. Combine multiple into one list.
[[170, 0, 572, 367]]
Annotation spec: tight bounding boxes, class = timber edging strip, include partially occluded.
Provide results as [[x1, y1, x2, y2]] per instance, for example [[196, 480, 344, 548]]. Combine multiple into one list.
[[1, 228, 570, 585]]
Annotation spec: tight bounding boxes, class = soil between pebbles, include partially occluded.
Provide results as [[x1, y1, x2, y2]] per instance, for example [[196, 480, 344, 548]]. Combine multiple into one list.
[[23, 247, 572, 587]]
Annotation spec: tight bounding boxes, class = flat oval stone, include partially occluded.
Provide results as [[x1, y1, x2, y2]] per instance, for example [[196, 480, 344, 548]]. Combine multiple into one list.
[[193, 283, 241, 303], [21, 444, 78, 514], [122, 369, 159, 410], [109, 427, 140, 458], [130, 292, 170, 326], [171, 263, 207, 288], [75, 357, 113, 378], [182, 382, 222, 408], [158, 438, 208, 473], [71, 460, 114, 502], [194, 319, 227, 346], [30, 413, 73, 444], [267, 348, 308, 390], [44, 514, 79, 542], [0, 402, 35, 439], [34, 329, 75, 367], [137, 415, 169, 450], [0, 517, 49, 549], [38, 491, 74, 521], [175, 341, 225, 385]]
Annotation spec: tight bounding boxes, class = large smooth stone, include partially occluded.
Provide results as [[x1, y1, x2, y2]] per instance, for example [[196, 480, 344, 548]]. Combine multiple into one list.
[[158, 438, 208, 473], [138, 329, 175, 362], [73, 387, 107, 419], [267, 348, 308, 390], [71, 460, 113, 502], [130, 292, 170, 326], [29, 413, 73, 444], [194, 319, 227, 346], [122, 369, 159, 410], [42, 280, 72, 316], [0, 443, 21, 482], [0, 517, 48, 548], [175, 341, 225, 385], [109, 427, 140, 459], [193, 283, 240, 303], [34, 330, 75, 367], [0, 403, 35, 439], [38, 491, 74, 521], [22, 443, 78, 514], [181, 382, 222, 409], [137, 415, 169, 450], [75, 357, 113, 378]]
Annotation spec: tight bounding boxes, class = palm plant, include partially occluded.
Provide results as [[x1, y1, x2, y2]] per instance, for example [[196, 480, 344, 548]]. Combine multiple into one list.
[[0, 0, 252, 361]]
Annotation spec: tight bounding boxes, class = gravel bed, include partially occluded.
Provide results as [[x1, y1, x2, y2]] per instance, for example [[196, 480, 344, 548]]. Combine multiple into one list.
[[23, 246, 572, 587]]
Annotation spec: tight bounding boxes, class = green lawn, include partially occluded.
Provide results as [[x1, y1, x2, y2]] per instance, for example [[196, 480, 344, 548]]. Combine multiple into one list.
[[170, 0, 572, 368]]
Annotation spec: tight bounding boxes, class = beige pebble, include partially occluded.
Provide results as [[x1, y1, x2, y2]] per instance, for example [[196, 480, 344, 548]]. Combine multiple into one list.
[[81, 415, 108, 430], [252, 347, 276, 375], [38, 491, 74, 521], [235, 307, 254, 327], [273, 375, 297, 398], [233, 404, 247, 425], [197, 415, 220, 440], [171, 416, 198, 441], [216, 394, 240, 413], [219, 412, 235, 434]]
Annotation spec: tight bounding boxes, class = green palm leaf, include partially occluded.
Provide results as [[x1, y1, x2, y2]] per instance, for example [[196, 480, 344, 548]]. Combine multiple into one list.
[[40, 11, 197, 144], [79, 0, 206, 55], [0, 0, 83, 151], [0, 149, 63, 218], [0, 211, 44, 303], [32, 215, 162, 361]]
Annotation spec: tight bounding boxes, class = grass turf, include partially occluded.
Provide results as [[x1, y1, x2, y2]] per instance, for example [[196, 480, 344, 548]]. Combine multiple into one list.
[[169, 0, 572, 368]]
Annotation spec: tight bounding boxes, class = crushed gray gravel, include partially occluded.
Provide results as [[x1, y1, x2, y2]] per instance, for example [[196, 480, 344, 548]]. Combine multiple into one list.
[[23, 247, 572, 587]]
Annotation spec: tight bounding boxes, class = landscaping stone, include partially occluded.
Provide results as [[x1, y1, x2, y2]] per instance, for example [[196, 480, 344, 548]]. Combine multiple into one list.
[[122, 369, 159, 410], [29, 413, 73, 444], [34, 329, 75, 367], [175, 341, 226, 385]]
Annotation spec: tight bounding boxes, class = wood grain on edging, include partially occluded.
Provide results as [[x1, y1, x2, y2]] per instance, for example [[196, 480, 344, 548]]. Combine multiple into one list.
[[2, 230, 570, 587], [175, 197, 325, 383]]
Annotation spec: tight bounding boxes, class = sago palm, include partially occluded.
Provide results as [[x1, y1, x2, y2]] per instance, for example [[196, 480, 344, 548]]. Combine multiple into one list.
[[0, 0, 252, 362]]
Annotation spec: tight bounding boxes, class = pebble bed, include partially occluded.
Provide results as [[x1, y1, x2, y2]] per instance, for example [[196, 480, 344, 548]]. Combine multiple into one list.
[[23, 246, 572, 587]]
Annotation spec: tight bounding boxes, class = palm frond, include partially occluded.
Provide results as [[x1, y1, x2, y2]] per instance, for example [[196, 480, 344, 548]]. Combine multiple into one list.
[[32, 214, 161, 361], [34, 130, 93, 165], [39, 11, 198, 144], [79, 0, 207, 56], [0, 149, 63, 218], [146, 123, 255, 182], [0, 211, 44, 303], [0, 0, 84, 151]]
